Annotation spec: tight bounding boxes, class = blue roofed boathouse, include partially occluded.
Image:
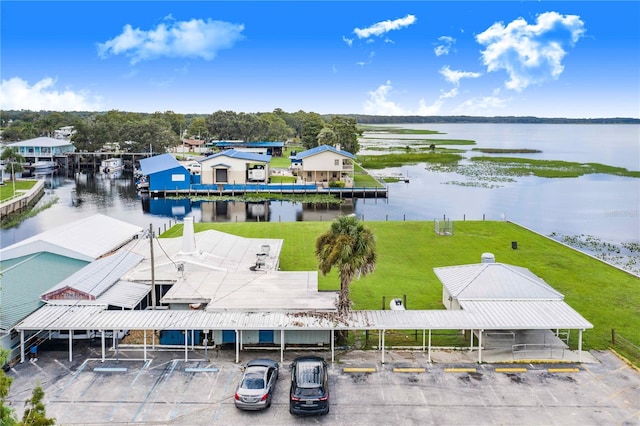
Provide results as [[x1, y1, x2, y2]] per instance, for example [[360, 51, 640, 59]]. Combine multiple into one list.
[[139, 154, 192, 192]]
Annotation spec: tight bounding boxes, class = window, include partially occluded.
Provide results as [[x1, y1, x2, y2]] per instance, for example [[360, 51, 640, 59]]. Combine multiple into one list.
[[215, 168, 228, 182], [334, 159, 339, 166]]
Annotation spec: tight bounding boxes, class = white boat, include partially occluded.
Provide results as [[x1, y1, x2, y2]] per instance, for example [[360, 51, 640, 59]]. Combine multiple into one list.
[[32, 160, 56, 171], [100, 158, 124, 173]]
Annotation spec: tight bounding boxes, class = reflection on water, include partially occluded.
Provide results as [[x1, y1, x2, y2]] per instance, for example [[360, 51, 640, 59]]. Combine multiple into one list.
[[140, 196, 355, 223]]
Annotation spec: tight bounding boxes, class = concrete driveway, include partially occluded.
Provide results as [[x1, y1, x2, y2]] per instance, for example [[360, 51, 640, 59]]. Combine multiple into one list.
[[5, 342, 639, 425]]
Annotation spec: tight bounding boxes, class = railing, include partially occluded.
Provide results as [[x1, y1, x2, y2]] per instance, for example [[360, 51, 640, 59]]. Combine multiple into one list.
[[512, 343, 566, 360]]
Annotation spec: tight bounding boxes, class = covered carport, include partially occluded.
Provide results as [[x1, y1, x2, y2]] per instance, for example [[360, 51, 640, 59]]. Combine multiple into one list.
[[15, 302, 592, 365]]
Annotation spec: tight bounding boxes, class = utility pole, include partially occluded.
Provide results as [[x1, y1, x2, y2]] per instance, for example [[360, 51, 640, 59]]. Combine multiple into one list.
[[149, 224, 156, 308]]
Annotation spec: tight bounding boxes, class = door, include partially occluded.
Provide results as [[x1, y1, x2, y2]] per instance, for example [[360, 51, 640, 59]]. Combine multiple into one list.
[[258, 330, 274, 343], [222, 330, 236, 343]]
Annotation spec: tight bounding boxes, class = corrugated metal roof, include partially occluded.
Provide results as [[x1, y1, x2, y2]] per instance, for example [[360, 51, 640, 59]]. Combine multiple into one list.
[[139, 154, 185, 175], [203, 149, 271, 163], [96, 281, 150, 309], [8, 137, 73, 148], [215, 142, 284, 148], [294, 144, 355, 160], [15, 302, 592, 332], [0, 253, 88, 330], [460, 300, 593, 329], [434, 263, 563, 300], [42, 250, 145, 300], [0, 214, 143, 262]]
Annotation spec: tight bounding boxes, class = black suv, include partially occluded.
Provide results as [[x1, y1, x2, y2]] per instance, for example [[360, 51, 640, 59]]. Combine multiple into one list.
[[289, 356, 329, 415]]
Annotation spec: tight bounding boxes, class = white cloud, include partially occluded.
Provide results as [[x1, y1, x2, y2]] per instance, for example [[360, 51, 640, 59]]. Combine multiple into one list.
[[363, 81, 406, 115], [342, 36, 353, 47], [354, 14, 416, 39], [476, 11, 585, 92], [453, 95, 511, 114], [98, 17, 245, 64], [0, 77, 102, 111], [363, 81, 457, 116], [440, 66, 482, 86], [356, 51, 376, 67], [434, 36, 455, 56]]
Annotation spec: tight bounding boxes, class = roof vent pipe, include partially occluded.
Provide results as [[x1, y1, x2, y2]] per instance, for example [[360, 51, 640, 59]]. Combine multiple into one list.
[[481, 253, 495, 263], [181, 217, 197, 254]]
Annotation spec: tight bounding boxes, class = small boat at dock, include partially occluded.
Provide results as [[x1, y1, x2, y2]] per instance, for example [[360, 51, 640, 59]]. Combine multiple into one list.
[[100, 158, 124, 174]]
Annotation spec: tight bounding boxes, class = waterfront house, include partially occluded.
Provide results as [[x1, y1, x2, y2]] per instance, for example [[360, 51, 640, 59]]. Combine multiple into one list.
[[292, 144, 355, 186], [212, 141, 284, 157], [138, 153, 192, 192], [199, 149, 271, 186], [7, 136, 75, 164]]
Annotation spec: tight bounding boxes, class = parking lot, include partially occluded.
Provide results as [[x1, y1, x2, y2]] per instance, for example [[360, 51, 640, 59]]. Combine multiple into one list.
[[6, 342, 640, 425]]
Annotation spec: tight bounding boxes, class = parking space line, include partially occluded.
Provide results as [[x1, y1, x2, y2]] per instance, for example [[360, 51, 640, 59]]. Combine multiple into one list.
[[548, 368, 580, 373], [495, 368, 528, 373], [444, 368, 476, 373], [343, 367, 376, 373], [185, 367, 219, 372], [393, 367, 426, 373], [50, 359, 89, 402], [94, 367, 128, 372]]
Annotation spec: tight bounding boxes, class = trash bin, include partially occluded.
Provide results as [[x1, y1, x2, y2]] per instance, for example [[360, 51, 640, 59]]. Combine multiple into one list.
[[511, 241, 518, 250]]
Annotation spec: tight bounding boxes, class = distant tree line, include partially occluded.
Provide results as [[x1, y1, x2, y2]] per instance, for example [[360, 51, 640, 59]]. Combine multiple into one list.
[[0, 109, 361, 154], [348, 115, 640, 125], [2, 109, 637, 155]]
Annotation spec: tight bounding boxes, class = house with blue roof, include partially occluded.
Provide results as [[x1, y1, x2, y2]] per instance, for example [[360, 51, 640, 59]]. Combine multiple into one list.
[[292, 144, 355, 186], [138, 153, 192, 192], [200, 149, 271, 185]]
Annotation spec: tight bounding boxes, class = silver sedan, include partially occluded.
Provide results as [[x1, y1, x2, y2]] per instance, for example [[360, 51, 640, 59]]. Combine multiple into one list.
[[234, 358, 279, 411]]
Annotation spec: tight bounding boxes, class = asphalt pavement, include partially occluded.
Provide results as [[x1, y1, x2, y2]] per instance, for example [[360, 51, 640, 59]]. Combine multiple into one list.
[[5, 341, 640, 425]]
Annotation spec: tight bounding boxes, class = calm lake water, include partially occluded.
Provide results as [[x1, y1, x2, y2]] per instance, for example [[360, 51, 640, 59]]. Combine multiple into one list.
[[2, 124, 639, 261]]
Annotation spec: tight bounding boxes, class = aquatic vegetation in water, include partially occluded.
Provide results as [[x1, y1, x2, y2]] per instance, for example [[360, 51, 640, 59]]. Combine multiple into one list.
[[549, 233, 640, 276]]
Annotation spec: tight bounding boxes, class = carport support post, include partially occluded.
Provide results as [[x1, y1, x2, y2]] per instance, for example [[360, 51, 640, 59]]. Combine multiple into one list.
[[69, 331, 73, 362], [381, 330, 386, 364], [280, 329, 284, 363], [331, 329, 335, 364], [235, 330, 239, 363], [478, 330, 483, 363], [470, 329, 474, 352], [428, 330, 432, 363], [20, 330, 25, 363], [184, 329, 188, 362], [101, 330, 106, 362], [143, 330, 147, 361], [578, 329, 583, 362]]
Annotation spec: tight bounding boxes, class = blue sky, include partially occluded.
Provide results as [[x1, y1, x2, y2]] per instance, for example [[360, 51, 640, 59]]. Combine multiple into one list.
[[1, 1, 639, 118]]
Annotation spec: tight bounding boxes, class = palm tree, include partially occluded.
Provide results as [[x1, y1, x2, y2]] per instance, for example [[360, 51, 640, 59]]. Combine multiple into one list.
[[1, 148, 25, 180], [316, 215, 376, 316]]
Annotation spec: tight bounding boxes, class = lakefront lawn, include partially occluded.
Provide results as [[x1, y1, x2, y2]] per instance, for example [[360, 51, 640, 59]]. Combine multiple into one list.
[[0, 179, 37, 202], [162, 220, 640, 355]]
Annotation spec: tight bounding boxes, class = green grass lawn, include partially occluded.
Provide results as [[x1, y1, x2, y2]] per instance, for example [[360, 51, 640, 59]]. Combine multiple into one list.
[[0, 180, 37, 202], [162, 220, 640, 353]]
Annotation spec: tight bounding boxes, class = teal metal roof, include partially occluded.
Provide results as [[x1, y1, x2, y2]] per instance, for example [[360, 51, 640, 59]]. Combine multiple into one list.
[[294, 144, 355, 160], [0, 252, 88, 331]]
